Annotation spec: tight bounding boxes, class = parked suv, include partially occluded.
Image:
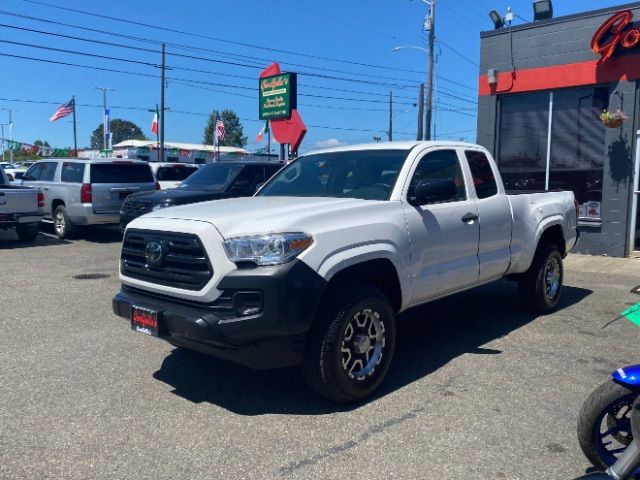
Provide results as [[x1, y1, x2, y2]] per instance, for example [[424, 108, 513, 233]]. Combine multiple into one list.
[[21, 158, 157, 239], [120, 160, 282, 227], [149, 162, 200, 189]]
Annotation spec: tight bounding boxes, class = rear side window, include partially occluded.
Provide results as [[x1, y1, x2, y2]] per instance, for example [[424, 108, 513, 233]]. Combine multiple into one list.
[[156, 165, 198, 181], [90, 163, 154, 183], [61, 162, 86, 183], [465, 150, 498, 199]]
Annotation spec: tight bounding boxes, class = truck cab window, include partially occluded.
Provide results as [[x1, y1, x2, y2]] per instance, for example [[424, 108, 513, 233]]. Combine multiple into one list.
[[408, 150, 466, 205]]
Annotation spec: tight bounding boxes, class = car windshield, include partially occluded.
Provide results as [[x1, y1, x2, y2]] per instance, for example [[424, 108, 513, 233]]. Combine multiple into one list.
[[156, 165, 199, 181], [178, 164, 243, 190], [258, 149, 408, 200]]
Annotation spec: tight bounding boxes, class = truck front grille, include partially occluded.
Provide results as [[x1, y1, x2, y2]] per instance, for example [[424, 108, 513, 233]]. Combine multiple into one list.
[[121, 229, 213, 290], [121, 200, 152, 217]]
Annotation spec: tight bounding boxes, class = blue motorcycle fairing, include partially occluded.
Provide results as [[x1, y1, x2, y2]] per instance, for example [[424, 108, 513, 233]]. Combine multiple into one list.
[[612, 365, 640, 388]]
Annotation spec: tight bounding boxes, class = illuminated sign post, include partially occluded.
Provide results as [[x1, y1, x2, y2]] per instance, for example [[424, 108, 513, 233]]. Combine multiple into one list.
[[259, 73, 297, 120], [592, 10, 640, 64]]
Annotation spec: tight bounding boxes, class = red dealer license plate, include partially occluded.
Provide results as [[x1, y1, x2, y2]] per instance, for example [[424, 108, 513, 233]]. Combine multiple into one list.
[[131, 306, 159, 336]]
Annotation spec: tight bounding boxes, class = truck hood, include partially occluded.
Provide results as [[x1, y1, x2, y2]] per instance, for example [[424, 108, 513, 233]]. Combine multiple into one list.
[[140, 196, 392, 238]]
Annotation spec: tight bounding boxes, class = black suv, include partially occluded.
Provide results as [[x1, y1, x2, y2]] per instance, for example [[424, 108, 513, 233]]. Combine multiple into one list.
[[120, 161, 283, 227]]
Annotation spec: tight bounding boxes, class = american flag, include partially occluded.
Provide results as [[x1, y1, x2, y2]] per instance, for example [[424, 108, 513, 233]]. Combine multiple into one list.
[[215, 115, 226, 144], [49, 98, 75, 122]]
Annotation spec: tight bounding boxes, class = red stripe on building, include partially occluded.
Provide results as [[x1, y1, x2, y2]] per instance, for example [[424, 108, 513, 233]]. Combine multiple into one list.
[[478, 54, 640, 96]]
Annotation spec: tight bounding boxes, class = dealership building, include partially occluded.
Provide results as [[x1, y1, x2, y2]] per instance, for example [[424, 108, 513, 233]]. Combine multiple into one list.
[[477, 2, 640, 257]]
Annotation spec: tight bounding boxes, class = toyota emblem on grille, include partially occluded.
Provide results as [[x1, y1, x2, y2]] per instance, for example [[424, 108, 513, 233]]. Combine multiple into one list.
[[144, 241, 165, 266]]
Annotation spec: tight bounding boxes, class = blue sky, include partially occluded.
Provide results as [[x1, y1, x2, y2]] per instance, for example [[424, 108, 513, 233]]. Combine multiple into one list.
[[0, 0, 630, 153]]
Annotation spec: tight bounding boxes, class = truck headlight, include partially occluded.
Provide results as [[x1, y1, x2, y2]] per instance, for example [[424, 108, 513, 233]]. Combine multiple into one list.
[[151, 203, 171, 211], [223, 233, 313, 266]]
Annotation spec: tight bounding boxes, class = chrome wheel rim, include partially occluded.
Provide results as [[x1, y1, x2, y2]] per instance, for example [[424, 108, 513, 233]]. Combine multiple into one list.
[[54, 212, 65, 236], [340, 308, 385, 381], [544, 257, 561, 300]]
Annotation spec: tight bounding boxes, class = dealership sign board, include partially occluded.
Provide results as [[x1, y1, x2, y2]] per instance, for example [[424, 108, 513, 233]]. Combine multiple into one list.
[[259, 73, 297, 120], [592, 10, 640, 65]]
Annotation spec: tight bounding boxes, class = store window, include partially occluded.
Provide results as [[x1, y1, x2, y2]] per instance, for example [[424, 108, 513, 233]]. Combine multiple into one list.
[[549, 87, 608, 220], [497, 86, 608, 221]]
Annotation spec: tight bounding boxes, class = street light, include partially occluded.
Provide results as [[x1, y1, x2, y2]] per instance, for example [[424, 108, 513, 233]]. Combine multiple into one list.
[[393, 45, 430, 141], [95, 86, 115, 150]]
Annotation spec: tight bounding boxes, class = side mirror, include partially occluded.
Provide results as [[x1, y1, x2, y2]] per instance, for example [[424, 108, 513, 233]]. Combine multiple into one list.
[[411, 179, 457, 205]]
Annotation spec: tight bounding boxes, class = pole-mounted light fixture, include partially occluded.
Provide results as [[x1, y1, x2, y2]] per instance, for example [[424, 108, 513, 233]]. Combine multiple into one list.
[[489, 10, 505, 29], [487, 69, 499, 86], [533, 0, 553, 21]]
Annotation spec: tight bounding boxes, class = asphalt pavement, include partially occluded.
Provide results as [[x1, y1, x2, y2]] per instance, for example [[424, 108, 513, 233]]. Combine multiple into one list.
[[1, 226, 640, 479]]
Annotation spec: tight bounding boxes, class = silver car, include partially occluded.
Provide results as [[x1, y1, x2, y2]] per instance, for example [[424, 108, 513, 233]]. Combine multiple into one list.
[[21, 158, 157, 239]]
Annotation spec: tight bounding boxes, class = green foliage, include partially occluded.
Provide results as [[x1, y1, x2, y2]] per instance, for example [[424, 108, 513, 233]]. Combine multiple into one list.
[[203, 109, 247, 147], [90, 119, 146, 149]]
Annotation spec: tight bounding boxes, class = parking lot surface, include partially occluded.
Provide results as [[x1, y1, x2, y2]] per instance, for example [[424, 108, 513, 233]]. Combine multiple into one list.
[[1, 227, 640, 479]]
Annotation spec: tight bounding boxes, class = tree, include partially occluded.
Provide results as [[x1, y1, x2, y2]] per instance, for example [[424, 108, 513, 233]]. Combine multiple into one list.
[[34, 140, 50, 147], [203, 109, 247, 147], [90, 119, 146, 149]]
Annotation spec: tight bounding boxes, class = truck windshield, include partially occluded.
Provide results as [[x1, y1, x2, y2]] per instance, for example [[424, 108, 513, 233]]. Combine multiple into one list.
[[258, 150, 408, 200], [178, 164, 243, 191]]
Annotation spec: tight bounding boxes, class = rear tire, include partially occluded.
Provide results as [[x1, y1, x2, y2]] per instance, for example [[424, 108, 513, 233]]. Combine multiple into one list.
[[302, 285, 396, 404], [577, 379, 637, 471], [16, 223, 39, 242], [518, 242, 563, 313], [53, 205, 74, 240]]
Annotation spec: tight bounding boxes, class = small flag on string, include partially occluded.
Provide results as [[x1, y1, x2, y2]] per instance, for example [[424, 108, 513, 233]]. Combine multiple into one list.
[[256, 120, 269, 142], [49, 98, 75, 122]]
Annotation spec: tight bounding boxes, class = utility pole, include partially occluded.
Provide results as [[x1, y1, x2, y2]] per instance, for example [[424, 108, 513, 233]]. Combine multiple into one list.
[[95, 87, 114, 151], [417, 83, 424, 141], [388, 90, 393, 142], [160, 43, 166, 163], [424, 0, 436, 141]]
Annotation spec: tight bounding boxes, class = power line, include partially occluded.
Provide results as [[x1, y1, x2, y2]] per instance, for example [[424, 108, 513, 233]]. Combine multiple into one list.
[[22, 0, 430, 77], [1, 9, 480, 94], [0, 48, 418, 106], [0, 96, 416, 135]]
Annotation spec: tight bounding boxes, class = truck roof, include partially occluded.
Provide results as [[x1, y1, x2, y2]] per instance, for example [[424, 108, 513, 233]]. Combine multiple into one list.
[[302, 140, 485, 156]]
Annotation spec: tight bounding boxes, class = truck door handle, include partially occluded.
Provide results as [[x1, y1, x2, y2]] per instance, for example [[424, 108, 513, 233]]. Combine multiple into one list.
[[43, 187, 49, 191], [461, 212, 478, 223]]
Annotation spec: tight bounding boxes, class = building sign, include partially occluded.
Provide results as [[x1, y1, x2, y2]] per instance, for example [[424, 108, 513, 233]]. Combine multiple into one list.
[[259, 73, 297, 120], [592, 10, 640, 65]]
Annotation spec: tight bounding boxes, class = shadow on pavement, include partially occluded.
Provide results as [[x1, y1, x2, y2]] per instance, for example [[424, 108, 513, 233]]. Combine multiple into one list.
[[38, 223, 123, 244], [0, 229, 71, 249], [153, 280, 592, 415]]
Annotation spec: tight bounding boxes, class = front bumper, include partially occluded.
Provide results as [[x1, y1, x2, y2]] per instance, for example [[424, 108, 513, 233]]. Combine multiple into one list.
[[112, 260, 326, 369]]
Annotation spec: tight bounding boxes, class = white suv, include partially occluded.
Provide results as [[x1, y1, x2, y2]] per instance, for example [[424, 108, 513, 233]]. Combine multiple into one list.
[[149, 162, 199, 189]]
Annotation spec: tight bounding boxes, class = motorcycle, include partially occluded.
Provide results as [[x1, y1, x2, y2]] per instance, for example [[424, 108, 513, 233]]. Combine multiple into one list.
[[575, 294, 640, 479], [576, 367, 640, 479]]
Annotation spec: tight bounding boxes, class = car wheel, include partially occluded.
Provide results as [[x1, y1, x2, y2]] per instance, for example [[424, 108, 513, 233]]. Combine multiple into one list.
[[302, 285, 396, 403], [16, 223, 39, 242], [518, 242, 563, 313], [53, 205, 74, 240]]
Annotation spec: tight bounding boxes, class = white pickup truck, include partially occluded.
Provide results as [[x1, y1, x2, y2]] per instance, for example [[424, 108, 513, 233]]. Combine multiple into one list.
[[113, 141, 578, 402], [0, 167, 43, 242]]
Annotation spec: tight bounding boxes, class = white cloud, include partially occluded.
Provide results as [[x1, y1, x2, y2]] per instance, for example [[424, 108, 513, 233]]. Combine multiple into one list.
[[315, 138, 347, 149]]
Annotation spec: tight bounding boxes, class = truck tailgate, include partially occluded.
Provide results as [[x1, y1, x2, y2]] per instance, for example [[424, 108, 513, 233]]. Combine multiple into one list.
[[0, 187, 39, 216]]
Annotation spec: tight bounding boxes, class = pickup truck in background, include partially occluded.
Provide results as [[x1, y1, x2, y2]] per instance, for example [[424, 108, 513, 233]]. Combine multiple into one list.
[[0, 167, 44, 242], [113, 141, 578, 403]]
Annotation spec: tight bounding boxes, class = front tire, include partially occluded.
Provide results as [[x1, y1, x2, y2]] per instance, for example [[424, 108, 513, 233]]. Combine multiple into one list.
[[16, 223, 39, 242], [53, 205, 74, 240], [302, 285, 396, 404], [518, 242, 563, 312], [577, 379, 638, 471]]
